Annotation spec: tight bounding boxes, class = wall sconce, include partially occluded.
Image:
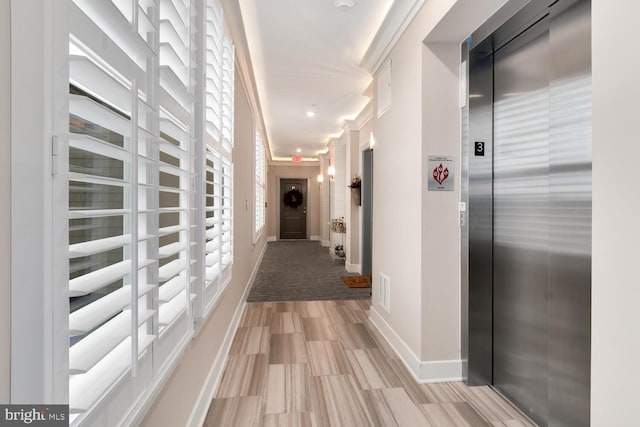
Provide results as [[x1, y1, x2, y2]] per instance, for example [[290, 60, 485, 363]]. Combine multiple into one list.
[[369, 131, 375, 149], [327, 165, 336, 179], [317, 174, 324, 183]]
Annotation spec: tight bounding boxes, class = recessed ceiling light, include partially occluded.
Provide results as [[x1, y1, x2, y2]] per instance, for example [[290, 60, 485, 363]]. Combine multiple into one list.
[[306, 111, 315, 117], [335, 0, 356, 9], [296, 148, 302, 153]]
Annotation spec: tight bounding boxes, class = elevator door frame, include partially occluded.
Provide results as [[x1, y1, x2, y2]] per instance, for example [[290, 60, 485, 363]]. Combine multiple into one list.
[[464, 0, 591, 425]]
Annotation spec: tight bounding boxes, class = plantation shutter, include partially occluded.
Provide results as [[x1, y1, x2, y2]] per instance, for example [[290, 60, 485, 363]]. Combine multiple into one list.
[[67, 0, 157, 417], [158, 0, 194, 332], [255, 131, 266, 236], [202, 0, 233, 311], [220, 35, 234, 284], [204, 145, 221, 302]]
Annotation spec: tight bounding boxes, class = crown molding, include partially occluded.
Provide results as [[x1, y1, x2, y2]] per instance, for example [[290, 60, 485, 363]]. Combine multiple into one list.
[[355, 100, 372, 129], [342, 120, 357, 132], [340, 100, 372, 132], [268, 159, 321, 167], [360, 0, 426, 75]]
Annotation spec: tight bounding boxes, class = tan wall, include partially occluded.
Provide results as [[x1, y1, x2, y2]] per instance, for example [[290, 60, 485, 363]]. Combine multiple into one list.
[[591, 0, 640, 422], [0, 0, 10, 404], [345, 129, 360, 267], [371, 3, 429, 356], [266, 165, 321, 239], [141, 72, 266, 427], [370, 0, 521, 369]]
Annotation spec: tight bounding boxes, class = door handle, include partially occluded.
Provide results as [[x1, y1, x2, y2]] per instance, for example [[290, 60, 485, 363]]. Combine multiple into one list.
[[303, 208, 307, 214]]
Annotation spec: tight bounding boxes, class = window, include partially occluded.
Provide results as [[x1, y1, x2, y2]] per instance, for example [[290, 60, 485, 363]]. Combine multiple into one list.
[[67, 0, 159, 420], [255, 130, 266, 239], [202, 0, 234, 314], [62, 0, 233, 424], [157, 0, 193, 335]]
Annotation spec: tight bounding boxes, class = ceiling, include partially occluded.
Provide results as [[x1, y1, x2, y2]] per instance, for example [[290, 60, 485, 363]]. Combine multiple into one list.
[[239, 0, 394, 160]]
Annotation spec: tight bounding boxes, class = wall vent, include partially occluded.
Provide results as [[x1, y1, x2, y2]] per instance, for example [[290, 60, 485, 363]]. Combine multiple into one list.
[[378, 273, 390, 313]]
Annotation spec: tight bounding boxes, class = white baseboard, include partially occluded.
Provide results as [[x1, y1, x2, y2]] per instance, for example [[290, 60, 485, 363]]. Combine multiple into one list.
[[310, 235, 320, 241], [266, 236, 276, 242], [345, 262, 361, 273], [187, 243, 267, 427], [321, 240, 330, 247], [369, 306, 463, 383]]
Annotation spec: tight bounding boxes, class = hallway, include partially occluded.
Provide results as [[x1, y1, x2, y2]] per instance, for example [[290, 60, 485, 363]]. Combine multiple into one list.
[[247, 241, 370, 302], [204, 299, 536, 426]]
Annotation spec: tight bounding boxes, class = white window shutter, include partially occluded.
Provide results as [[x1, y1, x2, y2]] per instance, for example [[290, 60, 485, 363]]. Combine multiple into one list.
[[68, 0, 158, 418]]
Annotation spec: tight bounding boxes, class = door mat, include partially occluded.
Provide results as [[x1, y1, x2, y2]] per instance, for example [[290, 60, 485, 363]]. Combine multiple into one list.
[[341, 275, 371, 288]]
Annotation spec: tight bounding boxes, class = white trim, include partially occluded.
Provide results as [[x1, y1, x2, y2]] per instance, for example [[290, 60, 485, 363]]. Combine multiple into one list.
[[122, 330, 194, 427], [369, 307, 463, 383], [321, 240, 330, 247], [186, 242, 267, 427], [268, 160, 320, 167], [355, 101, 373, 130], [361, 0, 426, 74], [345, 263, 361, 274], [266, 236, 277, 242], [11, 0, 69, 402], [310, 235, 321, 241]]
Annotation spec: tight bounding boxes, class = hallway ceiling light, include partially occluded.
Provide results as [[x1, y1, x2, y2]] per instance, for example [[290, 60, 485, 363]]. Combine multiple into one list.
[[296, 148, 302, 153], [306, 111, 315, 118], [335, 0, 356, 9]]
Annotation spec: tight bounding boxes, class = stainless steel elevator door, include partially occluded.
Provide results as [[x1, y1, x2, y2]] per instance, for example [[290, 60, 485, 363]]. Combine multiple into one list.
[[491, 2, 591, 426], [492, 19, 551, 425]]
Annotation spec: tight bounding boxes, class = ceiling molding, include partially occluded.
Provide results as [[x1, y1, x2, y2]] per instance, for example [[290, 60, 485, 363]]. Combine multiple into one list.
[[268, 160, 321, 167], [355, 100, 373, 129], [360, 0, 426, 74], [341, 100, 373, 132], [342, 120, 357, 132]]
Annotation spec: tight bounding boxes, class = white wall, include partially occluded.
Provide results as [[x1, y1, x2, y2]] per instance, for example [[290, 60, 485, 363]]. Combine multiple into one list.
[[0, 0, 10, 404], [370, 9, 425, 358], [329, 138, 347, 221], [591, 0, 640, 423], [368, 0, 523, 380], [420, 42, 461, 363], [319, 154, 330, 245], [141, 72, 267, 427], [345, 128, 361, 270]]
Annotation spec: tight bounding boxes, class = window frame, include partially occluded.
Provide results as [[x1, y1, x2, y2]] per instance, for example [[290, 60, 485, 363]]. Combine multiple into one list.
[[9, 0, 236, 424], [253, 129, 266, 243]]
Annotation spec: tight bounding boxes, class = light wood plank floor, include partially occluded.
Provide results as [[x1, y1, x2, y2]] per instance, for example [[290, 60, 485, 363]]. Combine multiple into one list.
[[204, 300, 537, 427]]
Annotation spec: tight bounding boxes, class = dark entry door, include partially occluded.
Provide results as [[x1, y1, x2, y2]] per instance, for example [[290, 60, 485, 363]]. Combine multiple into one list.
[[280, 179, 307, 239]]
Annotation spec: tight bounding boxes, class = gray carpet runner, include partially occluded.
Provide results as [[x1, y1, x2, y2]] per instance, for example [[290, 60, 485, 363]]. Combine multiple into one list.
[[246, 241, 371, 302]]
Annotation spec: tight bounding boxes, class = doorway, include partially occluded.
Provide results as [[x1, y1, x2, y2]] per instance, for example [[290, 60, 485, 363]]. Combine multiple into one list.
[[361, 149, 373, 277], [279, 178, 307, 239], [466, 1, 591, 425]]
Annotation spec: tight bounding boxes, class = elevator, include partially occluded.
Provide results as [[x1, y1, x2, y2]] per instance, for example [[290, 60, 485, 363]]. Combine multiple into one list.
[[465, 1, 591, 425]]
